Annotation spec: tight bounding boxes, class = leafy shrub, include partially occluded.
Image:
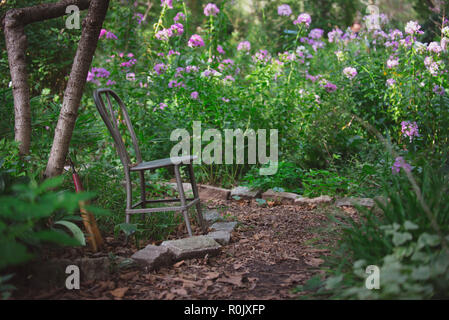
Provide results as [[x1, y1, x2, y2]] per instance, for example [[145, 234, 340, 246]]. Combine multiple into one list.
[[298, 165, 449, 299]]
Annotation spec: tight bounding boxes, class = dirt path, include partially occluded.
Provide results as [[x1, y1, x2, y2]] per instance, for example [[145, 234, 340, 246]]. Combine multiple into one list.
[[17, 200, 335, 300]]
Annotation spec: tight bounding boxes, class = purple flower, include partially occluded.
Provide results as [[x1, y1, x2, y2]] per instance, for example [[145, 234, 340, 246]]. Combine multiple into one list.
[[224, 75, 235, 82], [294, 13, 312, 27], [126, 73, 136, 81], [277, 4, 292, 17], [120, 59, 137, 68], [433, 85, 445, 96], [186, 65, 199, 73], [323, 81, 337, 92], [343, 67, 357, 80], [328, 28, 343, 43], [391, 157, 412, 175], [405, 21, 423, 35], [428, 42, 442, 54], [155, 28, 173, 41], [387, 58, 399, 69], [188, 34, 205, 47], [309, 28, 324, 39], [168, 80, 177, 88], [221, 97, 230, 102], [174, 12, 185, 22], [99, 29, 107, 39], [204, 3, 219, 16], [99, 29, 117, 40], [135, 13, 144, 24], [386, 78, 396, 87], [237, 40, 251, 52], [170, 23, 184, 35], [252, 49, 271, 64], [154, 63, 166, 75], [160, 0, 173, 9], [217, 45, 225, 55], [106, 80, 116, 86], [168, 49, 180, 56], [190, 91, 199, 99], [401, 121, 419, 142]]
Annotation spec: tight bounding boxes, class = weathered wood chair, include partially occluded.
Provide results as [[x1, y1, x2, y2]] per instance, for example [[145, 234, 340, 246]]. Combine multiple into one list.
[[93, 88, 206, 236]]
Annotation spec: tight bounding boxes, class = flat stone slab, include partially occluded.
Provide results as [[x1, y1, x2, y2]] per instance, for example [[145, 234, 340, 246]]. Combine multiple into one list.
[[198, 184, 230, 200], [210, 221, 237, 233], [261, 189, 301, 204], [207, 230, 231, 245], [335, 197, 375, 208], [231, 186, 260, 199], [161, 236, 221, 260], [294, 195, 333, 205], [131, 245, 174, 270], [203, 209, 222, 225]]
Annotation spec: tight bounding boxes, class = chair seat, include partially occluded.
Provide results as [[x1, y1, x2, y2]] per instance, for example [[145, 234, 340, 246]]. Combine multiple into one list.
[[130, 155, 197, 171]]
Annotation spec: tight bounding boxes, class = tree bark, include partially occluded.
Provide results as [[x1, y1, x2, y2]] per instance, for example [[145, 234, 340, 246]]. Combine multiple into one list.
[[3, 16, 30, 155], [45, 0, 109, 177], [1, 0, 91, 155]]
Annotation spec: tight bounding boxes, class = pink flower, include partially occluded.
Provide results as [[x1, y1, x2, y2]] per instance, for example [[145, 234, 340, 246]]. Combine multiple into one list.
[[126, 73, 136, 81], [386, 78, 396, 87], [154, 63, 166, 75], [188, 34, 205, 47], [204, 3, 219, 16], [190, 91, 199, 99], [391, 157, 412, 175], [160, 0, 173, 9], [294, 13, 312, 27], [217, 45, 225, 55], [277, 4, 292, 17], [401, 121, 419, 142], [155, 28, 173, 41], [387, 58, 399, 69], [99, 29, 107, 39], [343, 67, 357, 80], [237, 40, 251, 52], [174, 12, 185, 22], [170, 23, 184, 35], [404, 21, 423, 35]]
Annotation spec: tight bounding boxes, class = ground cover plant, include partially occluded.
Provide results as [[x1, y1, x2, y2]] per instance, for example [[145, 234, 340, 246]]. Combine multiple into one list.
[[0, 0, 448, 300]]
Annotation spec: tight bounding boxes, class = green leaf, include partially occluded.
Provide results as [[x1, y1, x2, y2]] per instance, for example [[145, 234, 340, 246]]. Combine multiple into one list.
[[411, 266, 430, 281], [32, 230, 81, 246], [392, 232, 412, 246], [54, 221, 86, 246], [403, 221, 418, 230], [115, 223, 137, 237], [0, 241, 33, 270], [417, 233, 440, 250]]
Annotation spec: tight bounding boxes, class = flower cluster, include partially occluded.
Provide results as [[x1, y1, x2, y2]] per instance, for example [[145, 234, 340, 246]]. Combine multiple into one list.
[[204, 3, 219, 16], [401, 121, 419, 142], [391, 157, 412, 175], [277, 4, 292, 17]]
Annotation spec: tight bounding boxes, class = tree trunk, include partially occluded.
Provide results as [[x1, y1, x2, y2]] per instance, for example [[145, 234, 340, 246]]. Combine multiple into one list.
[[1, 0, 91, 156], [45, 0, 109, 177], [3, 16, 30, 156]]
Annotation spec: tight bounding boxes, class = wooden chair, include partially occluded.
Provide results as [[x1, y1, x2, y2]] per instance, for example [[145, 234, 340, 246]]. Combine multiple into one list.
[[93, 88, 206, 236]]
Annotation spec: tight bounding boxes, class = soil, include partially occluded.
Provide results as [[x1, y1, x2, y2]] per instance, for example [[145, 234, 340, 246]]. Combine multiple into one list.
[[13, 199, 338, 300]]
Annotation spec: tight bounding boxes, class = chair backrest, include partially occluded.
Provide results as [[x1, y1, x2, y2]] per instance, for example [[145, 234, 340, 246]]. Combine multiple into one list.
[[93, 88, 142, 168]]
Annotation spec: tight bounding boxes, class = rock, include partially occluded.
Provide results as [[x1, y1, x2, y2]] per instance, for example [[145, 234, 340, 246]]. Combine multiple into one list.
[[210, 221, 238, 233], [203, 209, 222, 225], [294, 195, 333, 205], [131, 245, 174, 270], [335, 197, 375, 208], [198, 184, 230, 200], [261, 189, 300, 204], [76, 257, 111, 282], [230, 186, 260, 199], [161, 236, 221, 260], [207, 230, 231, 245]]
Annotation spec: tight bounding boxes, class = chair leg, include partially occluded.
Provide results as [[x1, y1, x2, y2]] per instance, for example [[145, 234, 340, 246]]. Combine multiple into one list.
[[139, 171, 146, 220], [174, 165, 193, 236], [187, 163, 206, 234]]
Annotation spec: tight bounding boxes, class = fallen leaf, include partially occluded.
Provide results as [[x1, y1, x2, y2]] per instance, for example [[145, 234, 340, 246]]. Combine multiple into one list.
[[110, 287, 128, 299], [305, 257, 324, 267], [173, 260, 185, 268], [204, 272, 220, 280], [218, 275, 243, 287]]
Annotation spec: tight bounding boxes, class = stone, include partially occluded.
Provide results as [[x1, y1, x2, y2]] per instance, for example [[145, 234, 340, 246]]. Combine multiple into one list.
[[210, 221, 238, 233], [294, 195, 333, 205], [198, 184, 231, 200], [261, 189, 300, 204], [161, 236, 221, 260], [203, 209, 222, 225], [335, 197, 375, 208], [131, 245, 174, 270], [207, 230, 231, 245], [230, 186, 260, 199]]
